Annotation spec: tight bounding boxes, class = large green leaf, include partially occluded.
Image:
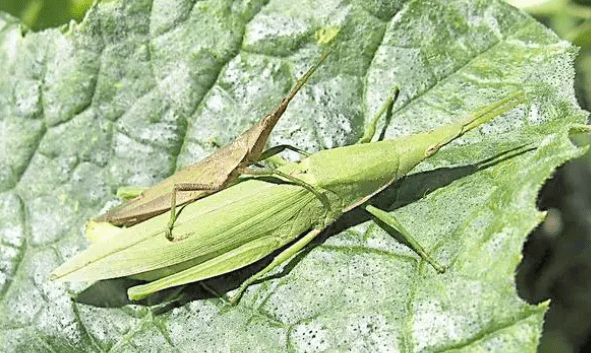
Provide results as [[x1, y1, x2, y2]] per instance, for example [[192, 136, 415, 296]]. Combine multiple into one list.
[[0, 0, 587, 351]]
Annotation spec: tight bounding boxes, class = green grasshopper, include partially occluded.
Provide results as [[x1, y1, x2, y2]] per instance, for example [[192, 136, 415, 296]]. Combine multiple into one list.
[[94, 49, 332, 239], [50, 89, 526, 304]]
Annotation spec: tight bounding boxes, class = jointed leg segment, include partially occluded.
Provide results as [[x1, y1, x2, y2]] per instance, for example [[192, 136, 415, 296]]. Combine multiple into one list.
[[166, 182, 221, 240], [229, 228, 323, 304], [357, 87, 399, 144], [365, 205, 445, 273], [241, 167, 332, 214]]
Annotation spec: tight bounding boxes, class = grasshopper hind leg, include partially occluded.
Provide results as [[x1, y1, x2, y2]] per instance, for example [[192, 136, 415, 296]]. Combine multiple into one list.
[[365, 205, 445, 273], [229, 228, 323, 305]]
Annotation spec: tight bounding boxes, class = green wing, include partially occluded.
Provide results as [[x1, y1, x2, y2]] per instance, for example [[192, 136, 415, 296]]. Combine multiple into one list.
[[51, 179, 317, 282]]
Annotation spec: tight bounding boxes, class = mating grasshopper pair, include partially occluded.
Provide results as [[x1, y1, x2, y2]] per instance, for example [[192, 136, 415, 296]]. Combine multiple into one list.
[[50, 51, 527, 304]]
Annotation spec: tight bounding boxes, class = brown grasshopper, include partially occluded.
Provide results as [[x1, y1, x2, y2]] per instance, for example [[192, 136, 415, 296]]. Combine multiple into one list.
[[94, 49, 332, 239]]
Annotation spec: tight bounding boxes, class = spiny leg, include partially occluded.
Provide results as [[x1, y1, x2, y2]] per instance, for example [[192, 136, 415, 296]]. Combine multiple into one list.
[[365, 204, 445, 273], [230, 228, 323, 305], [165, 182, 221, 241]]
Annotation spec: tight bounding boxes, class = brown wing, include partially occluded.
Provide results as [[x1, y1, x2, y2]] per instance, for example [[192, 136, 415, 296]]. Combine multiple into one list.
[[95, 144, 248, 226]]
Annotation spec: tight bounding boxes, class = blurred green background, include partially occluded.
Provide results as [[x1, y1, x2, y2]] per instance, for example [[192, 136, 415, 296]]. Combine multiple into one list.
[[0, 0, 93, 31], [2, 0, 591, 352], [506, 1, 591, 353]]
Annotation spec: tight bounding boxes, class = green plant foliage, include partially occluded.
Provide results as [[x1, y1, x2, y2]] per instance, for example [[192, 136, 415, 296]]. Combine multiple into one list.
[[0, 0, 587, 351], [0, 0, 94, 31]]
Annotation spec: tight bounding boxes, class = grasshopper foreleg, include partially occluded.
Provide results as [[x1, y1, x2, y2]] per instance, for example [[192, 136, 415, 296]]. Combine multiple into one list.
[[357, 87, 399, 144]]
